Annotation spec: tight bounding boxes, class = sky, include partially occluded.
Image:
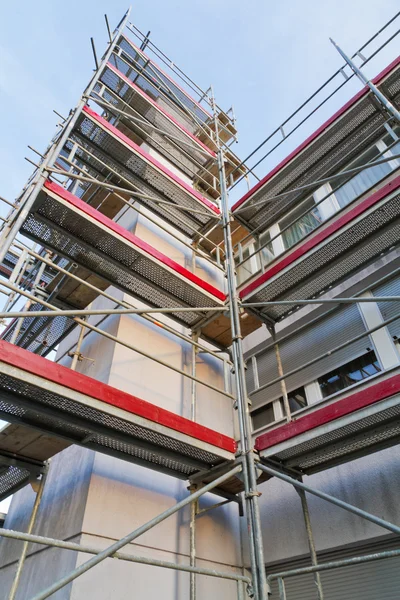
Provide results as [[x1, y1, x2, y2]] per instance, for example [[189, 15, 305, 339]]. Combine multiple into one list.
[[0, 1, 398, 510]]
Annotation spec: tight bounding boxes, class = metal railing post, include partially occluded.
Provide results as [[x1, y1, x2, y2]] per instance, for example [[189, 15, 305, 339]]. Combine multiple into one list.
[[270, 327, 291, 422], [0, 8, 131, 266], [277, 577, 287, 600], [258, 463, 400, 535]]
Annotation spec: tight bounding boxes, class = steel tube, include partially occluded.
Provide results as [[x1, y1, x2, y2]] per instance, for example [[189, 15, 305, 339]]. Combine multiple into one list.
[[70, 319, 87, 371], [242, 296, 400, 307], [0, 305, 228, 319], [245, 265, 400, 362], [0, 528, 250, 584], [31, 465, 242, 600], [267, 548, 400, 582], [258, 464, 400, 535], [277, 578, 287, 600], [211, 88, 267, 600], [272, 329, 291, 422], [7, 464, 49, 600], [330, 38, 400, 124], [234, 152, 400, 214], [236, 120, 398, 251], [230, 15, 400, 186], [0, 280, 234, 398], [11, 242, 229, 364]]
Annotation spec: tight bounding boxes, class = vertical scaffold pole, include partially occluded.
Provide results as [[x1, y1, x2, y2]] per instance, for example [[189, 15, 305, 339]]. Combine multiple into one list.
[[270, 328, 291, 422], [190, 330, 199, 600], [7, 464, 49, 600], [0, 8, 131, 266], [210, 88, 267, 600]]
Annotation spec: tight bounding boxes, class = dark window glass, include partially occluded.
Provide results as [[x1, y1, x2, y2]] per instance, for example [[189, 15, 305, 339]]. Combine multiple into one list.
[[251, 386, 307, 430], [252, 403, 275, 431], [318, 350, 381, 398]]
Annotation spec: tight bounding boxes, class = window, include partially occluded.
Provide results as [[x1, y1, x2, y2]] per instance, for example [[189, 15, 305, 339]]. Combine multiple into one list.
[[259, 230, 275, 267], [278, 199, 323, 250], [318, 350, 381, 398], [332, 145, 392, 209], [251, 386, 307, 430], [252, 403, 275, 431], [235, 243, 260, 285]]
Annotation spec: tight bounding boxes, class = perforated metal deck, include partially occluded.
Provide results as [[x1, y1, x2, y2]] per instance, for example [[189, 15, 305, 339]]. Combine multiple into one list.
[[240, 177, 400, 321], [116, 34, 212, 126], [232, 57, 400, 233], [256, 372, 400, 474], [0, 341, 236, 481], [97, 62, 215, 174], [20, 180, 226, 330], [64, 105, 219, 238]]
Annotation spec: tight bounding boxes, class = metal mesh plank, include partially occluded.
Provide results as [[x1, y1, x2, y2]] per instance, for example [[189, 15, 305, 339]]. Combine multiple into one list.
[[245, 193, 400, 320], [0, 464, 31, 502], [97, 66, 209, 169], [235, 67, 400, 231], [116, 37, 210, 125], [21, 193, 221, 328], [271, 403, 400, 471], [72, 111, 217, 227], [64, 134, 210, 238], [0, 373, 227, 478]]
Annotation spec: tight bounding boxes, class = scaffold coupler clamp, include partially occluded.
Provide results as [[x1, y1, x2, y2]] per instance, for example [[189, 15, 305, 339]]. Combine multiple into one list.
[[247, 582, 255, 597]]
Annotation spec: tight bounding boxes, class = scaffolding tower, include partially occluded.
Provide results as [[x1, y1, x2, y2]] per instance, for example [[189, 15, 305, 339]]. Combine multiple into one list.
[[0, 8, 399, 600]]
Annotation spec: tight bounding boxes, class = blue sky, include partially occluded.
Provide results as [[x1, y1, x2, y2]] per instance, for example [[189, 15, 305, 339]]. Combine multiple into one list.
[[0, 0, 399, 208]]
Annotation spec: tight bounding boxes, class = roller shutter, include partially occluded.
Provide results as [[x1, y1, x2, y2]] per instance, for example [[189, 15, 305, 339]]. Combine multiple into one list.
[[267, 538, 400, 600], [249, 304, 370, 410]]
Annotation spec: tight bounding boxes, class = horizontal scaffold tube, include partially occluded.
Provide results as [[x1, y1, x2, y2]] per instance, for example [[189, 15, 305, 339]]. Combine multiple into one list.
[[0, 528, 250, 584], [32, 464, 243, 600], [0, 279, 234, 399]]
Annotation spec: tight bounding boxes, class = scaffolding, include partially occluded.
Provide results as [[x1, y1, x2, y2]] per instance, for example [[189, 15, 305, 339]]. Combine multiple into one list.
[[0, 8, 399, 600]]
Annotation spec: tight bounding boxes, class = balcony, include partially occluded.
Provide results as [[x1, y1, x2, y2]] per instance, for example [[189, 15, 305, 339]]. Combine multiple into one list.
[[256, 368, 400, 474], [239, 175, 400, 322]]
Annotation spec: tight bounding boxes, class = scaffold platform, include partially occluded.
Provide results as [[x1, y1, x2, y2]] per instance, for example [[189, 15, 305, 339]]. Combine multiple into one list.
[[98, 61, 216, 172], [232, 56, 400, 232], [63, 105, 220, 238], [0, 341, 236, 489], [239, 176, 400, 322], [256, 370, 400, 474], [20, 180, 226, 327]]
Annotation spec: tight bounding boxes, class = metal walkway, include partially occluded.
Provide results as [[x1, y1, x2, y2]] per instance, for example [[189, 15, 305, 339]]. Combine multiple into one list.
[[20, 180, 226, 328], [0, 340, 236, 493], [63, 105, 220, 238], [256, 370, 400, 474], [232, 56, 400, 232], [240, 175, 400, 322]]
